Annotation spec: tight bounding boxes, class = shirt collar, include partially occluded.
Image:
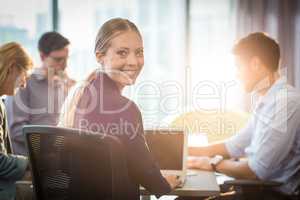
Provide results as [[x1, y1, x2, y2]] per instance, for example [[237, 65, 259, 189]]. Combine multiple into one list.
[[253, 76, 287, 109], [32, 67, 73, 83], [32, 67, 47, 81]]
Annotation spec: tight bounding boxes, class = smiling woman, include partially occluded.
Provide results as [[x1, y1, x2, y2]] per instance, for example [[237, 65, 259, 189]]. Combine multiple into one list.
[[58, 0, 186, 128], [59, 18, 181, 199], [95, 20, 144, 91]]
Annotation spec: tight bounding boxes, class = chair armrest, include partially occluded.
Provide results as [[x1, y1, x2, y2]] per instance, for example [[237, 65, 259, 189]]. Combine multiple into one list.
[[224, 179, 282, 187]]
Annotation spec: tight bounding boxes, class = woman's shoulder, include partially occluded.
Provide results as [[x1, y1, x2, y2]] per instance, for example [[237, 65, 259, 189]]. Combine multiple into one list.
[[119, 96, 142, 118], [120, 95, 138, 109]]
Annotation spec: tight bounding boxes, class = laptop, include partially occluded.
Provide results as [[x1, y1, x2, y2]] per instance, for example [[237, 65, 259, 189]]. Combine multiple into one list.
[[144, 129, 188, 187]]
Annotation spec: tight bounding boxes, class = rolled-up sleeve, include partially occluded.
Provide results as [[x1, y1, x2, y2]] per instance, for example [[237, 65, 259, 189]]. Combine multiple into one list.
[[225, 117, 254, 158], [247, 103, 300, 180]]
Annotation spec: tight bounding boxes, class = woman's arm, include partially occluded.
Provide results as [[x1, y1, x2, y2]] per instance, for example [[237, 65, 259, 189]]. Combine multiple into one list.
[[0, 154, 29, 181], [0, 103, 29, 181], [123, 103, 172, 195]]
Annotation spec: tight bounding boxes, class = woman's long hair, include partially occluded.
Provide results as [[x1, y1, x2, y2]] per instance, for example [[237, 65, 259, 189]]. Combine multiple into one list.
[[0, 42, 33, 86]]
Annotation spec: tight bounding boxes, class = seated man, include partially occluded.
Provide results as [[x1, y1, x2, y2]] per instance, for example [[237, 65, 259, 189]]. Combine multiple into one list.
[[188, 32, 300, 198], [5, 32, 75, 156]]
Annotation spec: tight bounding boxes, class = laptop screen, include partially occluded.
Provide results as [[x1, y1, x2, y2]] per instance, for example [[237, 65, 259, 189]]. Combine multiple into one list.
[[145, 130, 184, 170]]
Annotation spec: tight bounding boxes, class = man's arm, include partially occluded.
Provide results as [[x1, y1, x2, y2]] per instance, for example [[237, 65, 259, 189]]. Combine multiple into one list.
[[216, 159, 257, 180], [188, 116, 256, 179], [189, 142, 231, 159], [189, 116, 255, 159], [188, 157, 257, 180]]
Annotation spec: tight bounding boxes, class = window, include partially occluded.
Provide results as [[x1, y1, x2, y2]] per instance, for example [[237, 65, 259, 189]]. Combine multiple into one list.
[[0, 0, 51, 66], [59, 0, 186, 128], [189, 0, 241, 112], [0, 0, 240, 127]]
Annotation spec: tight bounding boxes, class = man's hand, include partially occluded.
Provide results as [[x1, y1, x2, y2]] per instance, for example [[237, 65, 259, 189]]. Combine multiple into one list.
[[164, 175, 182, 190], [187, 156, 213, 171]]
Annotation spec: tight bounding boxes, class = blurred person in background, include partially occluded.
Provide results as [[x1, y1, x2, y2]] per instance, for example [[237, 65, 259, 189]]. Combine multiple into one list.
[[5, 32, 76, 156]]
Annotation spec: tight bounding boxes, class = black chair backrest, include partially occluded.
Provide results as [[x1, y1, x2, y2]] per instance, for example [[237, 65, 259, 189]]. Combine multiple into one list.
[[23, 125, 137, 200]]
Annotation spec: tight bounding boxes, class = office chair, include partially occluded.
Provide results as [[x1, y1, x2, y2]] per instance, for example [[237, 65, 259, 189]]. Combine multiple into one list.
[[171, 110, 250, 143], [23, 125, 139, 200], [222, 179, 299, 200]]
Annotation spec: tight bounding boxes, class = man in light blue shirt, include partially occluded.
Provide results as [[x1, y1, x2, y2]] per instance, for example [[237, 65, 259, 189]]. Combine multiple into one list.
[[188, 32, 300, 197]]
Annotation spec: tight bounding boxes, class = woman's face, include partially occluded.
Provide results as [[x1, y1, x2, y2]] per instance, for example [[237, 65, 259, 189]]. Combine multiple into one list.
[[235, 55, 267, 93], [97, 30, 144, 89]]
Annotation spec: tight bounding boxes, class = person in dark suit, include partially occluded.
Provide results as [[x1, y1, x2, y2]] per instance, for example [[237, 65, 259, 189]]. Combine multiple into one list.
[[59, 18, 181, 198], [0, 42, 33, 200]]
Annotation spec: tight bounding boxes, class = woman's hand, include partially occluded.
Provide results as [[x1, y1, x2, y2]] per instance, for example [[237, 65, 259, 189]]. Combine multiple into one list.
[[164, 175, 182, 189], [187, 156, 213, 171]]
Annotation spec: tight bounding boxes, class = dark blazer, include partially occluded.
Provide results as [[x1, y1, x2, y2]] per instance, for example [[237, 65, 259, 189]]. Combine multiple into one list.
[[0, 99, 28, 200], [73, 72, 171, 197]]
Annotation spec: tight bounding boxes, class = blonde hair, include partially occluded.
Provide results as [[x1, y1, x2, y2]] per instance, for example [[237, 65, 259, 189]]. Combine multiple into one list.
[[94, 18, 142, 54], [0, 42, 33, 85], [58, 71, 97, 127], [59, 18, 142, 128]]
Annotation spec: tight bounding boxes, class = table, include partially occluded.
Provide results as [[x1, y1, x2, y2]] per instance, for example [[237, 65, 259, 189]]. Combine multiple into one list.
[[140, 170, 220, 199], [18, 170, 222, 199]]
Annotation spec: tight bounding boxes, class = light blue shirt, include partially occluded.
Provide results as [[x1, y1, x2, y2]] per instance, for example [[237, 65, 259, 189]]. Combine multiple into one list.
[[225, 77, 300, 195]]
